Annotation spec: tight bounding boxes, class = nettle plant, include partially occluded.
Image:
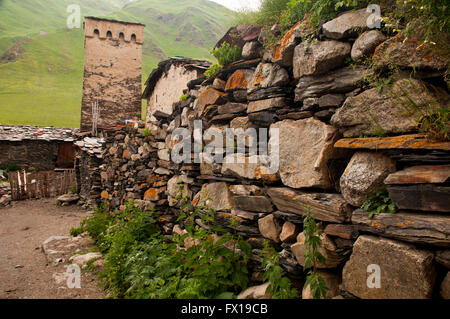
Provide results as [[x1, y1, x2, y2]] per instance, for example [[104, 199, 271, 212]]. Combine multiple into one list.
[[361, 189, 397, 219], [260, 241, 299, 299], [303, 206, 328, 299]]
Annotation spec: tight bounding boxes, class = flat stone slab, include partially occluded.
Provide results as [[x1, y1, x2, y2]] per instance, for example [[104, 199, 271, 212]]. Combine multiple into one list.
[[385, 165, 450, 185], [387, 184, 450, 213], [352, 209, 450, 247], [334, 134, 450, 151], [267, 187, 352, 223]]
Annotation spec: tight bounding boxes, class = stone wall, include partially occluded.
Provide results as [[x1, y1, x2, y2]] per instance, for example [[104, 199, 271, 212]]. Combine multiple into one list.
[[80, 17, 145, 130], [0, 141, 60, 171], [77, 9, 450, 299]]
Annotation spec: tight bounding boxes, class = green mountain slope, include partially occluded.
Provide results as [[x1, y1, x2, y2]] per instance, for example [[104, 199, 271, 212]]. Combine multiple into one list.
[[0, 0, 233, 128]]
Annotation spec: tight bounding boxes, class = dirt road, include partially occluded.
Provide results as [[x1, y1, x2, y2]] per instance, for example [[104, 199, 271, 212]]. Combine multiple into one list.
[[0, 198, 104, 299]]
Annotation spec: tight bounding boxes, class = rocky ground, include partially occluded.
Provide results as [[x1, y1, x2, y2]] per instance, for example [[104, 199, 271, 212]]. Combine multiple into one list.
[[0, 198, 104, 299]]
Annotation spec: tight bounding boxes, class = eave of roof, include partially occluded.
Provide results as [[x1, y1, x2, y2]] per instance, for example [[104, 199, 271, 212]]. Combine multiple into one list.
[[142, 57, 211, 99]]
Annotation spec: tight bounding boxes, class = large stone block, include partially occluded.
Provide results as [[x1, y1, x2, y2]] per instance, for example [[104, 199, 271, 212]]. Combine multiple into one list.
[[225, 69, 254, 92], [242, 41, 263, 60], [340, 152, 396, 206], [331, 78, 449, 137], [247, 97, 286, 113], [295, 66, 364, 101], [221, 154, 261, 180], [267, 187, 352, 223], [269, 118, 339, 189], [342, 235, 436, 299], [270, 20, 309, 67], [192, 182, 235, 211], [351, 30, 386, 61], [291, 232, 344, 268], [293, 41, 351, 79], [322, 8, 371, 39], [279, 221, 300, 243], [248, 63, 289, 93], [195, 88, 227, 114], [373, 34, 449, 71], [258, 214, 282, 243]]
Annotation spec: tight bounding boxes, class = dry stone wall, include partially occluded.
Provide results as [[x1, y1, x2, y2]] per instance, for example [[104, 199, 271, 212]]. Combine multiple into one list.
[[77, 9, 450, 299]]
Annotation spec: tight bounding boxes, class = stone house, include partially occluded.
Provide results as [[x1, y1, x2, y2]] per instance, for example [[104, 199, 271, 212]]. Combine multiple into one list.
[[0, 125, 76, 171], [142, 57, 210, 123]]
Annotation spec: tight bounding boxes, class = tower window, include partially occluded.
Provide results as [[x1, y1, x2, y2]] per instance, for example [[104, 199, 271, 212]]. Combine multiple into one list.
[[106, 30, 112, 38], [119, 32, 125, 41], [131, 34, 136, 42], [93, 29, 99, 37]]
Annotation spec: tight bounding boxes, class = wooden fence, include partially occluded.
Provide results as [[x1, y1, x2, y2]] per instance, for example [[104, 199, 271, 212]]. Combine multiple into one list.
[[8, 169, 75, 200]]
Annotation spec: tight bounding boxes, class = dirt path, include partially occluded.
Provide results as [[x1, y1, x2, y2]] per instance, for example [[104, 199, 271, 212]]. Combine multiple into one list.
[[0, 198, 104, 299]]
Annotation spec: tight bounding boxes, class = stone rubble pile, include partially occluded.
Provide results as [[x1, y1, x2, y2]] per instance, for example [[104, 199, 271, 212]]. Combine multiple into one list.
[[75, 9, 450, 299]]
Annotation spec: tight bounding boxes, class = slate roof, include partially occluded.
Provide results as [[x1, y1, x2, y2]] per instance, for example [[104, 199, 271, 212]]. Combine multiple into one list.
[[0, 125, 76, 142]]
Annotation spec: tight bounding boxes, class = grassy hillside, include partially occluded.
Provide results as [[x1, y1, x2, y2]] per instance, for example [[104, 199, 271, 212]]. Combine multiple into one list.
[[0, 0, 233, 128]]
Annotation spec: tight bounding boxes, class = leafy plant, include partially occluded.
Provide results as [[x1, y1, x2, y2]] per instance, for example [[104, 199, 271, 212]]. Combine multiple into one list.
[[204, 42, 242, 79], [142, 126, 151, 137], [211, 42, 242, 66], [179, 94, 188, 101], [74, 183, 255, 299], [260, 241, 299, 299], [303, 206, 328, 299], [204, 63, 221, 79], [361, 189, 397, 218]]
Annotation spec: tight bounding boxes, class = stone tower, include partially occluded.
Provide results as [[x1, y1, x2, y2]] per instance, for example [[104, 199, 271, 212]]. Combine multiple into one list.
[[80, 17, 145, 131]]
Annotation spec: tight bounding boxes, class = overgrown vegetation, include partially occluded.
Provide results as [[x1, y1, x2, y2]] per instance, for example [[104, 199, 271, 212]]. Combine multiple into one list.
[[361, 189, 397, 219], [418, 107, 450, 141], [179, 94, 188, 101], [204, 42, 242, 79], [236, 0, 366, 31], [70, 182, 299, 299], [302, 206, 328, 299]]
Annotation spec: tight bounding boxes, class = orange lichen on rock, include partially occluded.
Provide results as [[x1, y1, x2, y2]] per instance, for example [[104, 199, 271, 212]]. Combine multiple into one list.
[[144, 188, 163, 201], [334, 134, 450, 151], [225, 70, 250, 91], [101, 191, 110, 200]]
